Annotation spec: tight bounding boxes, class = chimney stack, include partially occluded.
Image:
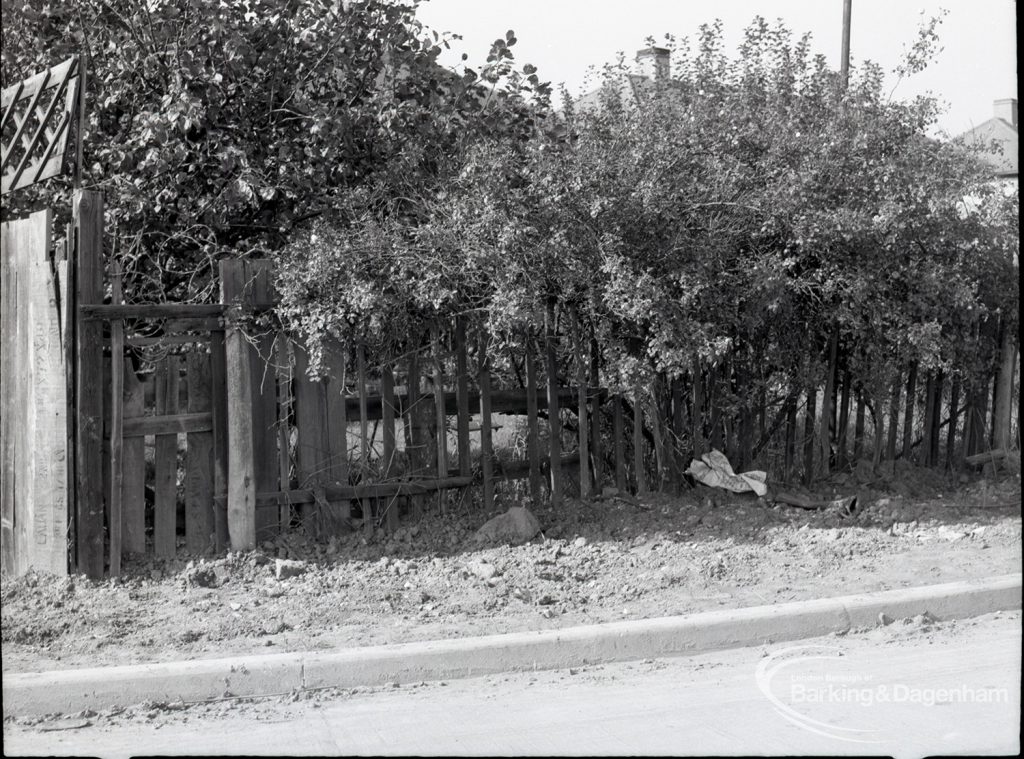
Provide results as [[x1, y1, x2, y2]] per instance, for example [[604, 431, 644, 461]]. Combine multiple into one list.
[[994, 98, 1018, 128], [636, 46, 670, 80]]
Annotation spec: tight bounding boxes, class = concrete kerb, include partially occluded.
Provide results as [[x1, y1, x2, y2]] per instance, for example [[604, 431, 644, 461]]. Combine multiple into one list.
[[3, 573, 1020, 717]]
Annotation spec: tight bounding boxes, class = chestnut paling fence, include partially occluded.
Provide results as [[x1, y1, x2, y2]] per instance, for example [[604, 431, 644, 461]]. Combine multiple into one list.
[[1, 189, 1019, 579]]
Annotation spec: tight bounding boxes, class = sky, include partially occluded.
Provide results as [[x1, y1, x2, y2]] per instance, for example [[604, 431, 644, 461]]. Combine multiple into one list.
[[415, 0, 1018, 136]]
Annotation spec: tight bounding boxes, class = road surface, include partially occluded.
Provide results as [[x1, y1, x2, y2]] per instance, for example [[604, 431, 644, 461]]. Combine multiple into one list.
[[4, 610, 1020, 758]]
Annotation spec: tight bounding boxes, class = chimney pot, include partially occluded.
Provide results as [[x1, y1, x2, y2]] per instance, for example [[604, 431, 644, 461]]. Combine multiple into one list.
[[636, 46, 670, 80], [994, 98, 1018, 129]]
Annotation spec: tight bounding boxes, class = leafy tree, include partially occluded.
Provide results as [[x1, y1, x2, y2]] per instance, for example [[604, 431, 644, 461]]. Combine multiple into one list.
[[2, 0, 550, 306]]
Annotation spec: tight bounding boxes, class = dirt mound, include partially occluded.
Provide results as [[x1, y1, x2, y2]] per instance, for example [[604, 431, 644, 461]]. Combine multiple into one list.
[[1, 474, 1020, 674]]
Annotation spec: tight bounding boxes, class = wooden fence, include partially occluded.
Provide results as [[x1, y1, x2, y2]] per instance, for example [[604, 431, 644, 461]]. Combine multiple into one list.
[[2, 189, 1019, 579]]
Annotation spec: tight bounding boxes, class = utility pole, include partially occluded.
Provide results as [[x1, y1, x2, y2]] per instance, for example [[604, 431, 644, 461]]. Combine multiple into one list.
[[840, 0, 852, 91]]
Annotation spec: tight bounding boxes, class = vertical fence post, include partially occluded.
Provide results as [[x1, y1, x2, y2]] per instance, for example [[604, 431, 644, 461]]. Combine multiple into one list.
[[921, 372, 935, 467], [946, 376, 960, 471], [525, 335, 542, 505], [74, 190, 105, 578], [154, 356, 179, 558], [406, 349, 423, 519], [478, 332, 494, 512], [803, 383, 817, 485], [671, 377, 684, 490], [691, 356, 704, 460], [544, 300, 561, 507], [382, 362, 398, 530], [432, 324, 448, 514], [186, 351, 215, 553], [220, 260, 256, 551], [210, 330, 230, 550], [357, 341, 372, 534], [249, 263, 278, 541], [886, 373, 901, 464], [455, 318, 471, 479], [633, 382, 647, 495], [613, 394, 625, 491], [852, 388, 866, 464], [901, 362, 918, 460], [836, 370, 851, 470], [108, 264, 124, 575], [589, 335, 603, 491], [292, 341, 327, 534], [929, 371, 944, 465], [122, 362, 145, 554], [323, 340, 350, 532], [573, 310, 590, 499], [275, 335, 292, 531]]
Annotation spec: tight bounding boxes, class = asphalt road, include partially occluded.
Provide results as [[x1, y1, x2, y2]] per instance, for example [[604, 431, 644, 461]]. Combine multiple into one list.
[[4, 611, 1020, 758]]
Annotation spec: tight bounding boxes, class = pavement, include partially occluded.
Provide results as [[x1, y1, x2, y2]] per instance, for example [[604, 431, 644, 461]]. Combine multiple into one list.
[[2, 572, 1020, 718], [6, 611, 1020, 758]]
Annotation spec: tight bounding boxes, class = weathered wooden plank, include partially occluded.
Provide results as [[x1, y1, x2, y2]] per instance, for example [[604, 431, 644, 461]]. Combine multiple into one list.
[[249, 262, 279, 541], [455, 318, 471, 478], [648, 379, 666, 492], [405, 349, 423, 519], [154, 356, 179, 558], [545, 300, 561, 507], [612, 394, 625, 491], [1, 218, 22, 574], [121, 363, 146, 554], [209, 331, 229, 550], [322, 340, 350, 533], [357, 342, 373, 533], [902, 362, 918, 459], [80, 303, 226, 321], [109, 264, 124, 576], [479, 333, 494, 513], [74, 191, 104, 578], [186, 351, 214, 554], [293, 341, 328, 534], [671, 376, 685, 490], [219, 475, 476, 510], [589, 336, 602, 490], [275, 335, 293, 531], [574, 313, 590, 499], [381, 362, 398, 531], [633, 383, 647, 495], [691, 356, 704, 460], [946, 376, 960, 470], [126, 333, 216, 347], [804, 383, 817, 484], [123, 412, 213, 437], [220, 260, 256, 550], [525, 336, 542, 505], [432, 325, 448, 514]]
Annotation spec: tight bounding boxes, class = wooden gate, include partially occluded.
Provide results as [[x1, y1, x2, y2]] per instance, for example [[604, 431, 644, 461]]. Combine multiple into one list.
[[0, 208, 70, 576]]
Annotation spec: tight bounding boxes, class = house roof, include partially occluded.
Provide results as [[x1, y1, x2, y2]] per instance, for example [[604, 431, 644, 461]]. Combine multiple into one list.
[[957, 113, 1019, 178]]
